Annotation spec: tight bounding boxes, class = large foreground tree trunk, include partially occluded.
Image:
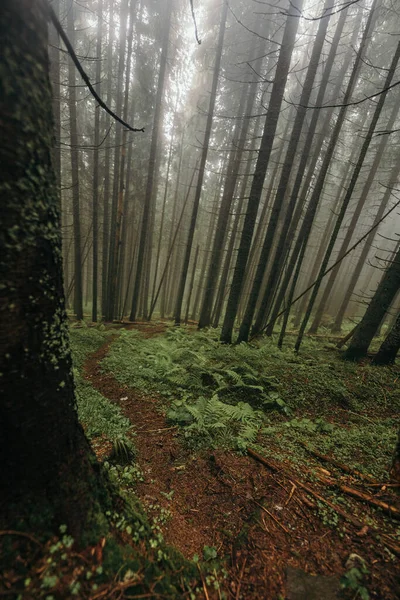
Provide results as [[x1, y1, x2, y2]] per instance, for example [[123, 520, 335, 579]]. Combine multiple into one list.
[[0, 0, 104, 538]]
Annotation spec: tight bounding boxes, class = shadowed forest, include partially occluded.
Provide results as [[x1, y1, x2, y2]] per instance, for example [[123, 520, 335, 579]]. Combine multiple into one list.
[[1, 0, 400, 598]]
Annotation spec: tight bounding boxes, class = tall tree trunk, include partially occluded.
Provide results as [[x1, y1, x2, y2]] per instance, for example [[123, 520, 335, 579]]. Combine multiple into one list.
[[150, 102, 178, 315], [345, 241, 400, 360], [184, 244, 200, 323], [0, 0, 103, 538], [108, 0, 135, 320], [296, 37, 400, 350], [105, 0, 130, 321], [198, 30, 263, 329], [263, 14, 364, 338], [220, 0, 303, 343], [161, 130, 185, 317], [48, 0, 61, 186], [130, 0, 172, 322], [174, 0, 228, 325], [92, 0, 103, 322], [101, 0, 114, 317], [67, 1, 83, 320], [309, 94, 400, 333], [251, 5, 350, 337], [333, 157, 400, 332], [238, 0, 331, 343]]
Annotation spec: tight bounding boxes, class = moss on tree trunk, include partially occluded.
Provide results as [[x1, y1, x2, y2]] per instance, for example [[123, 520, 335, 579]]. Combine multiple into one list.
[[0, 0, 108, 541]]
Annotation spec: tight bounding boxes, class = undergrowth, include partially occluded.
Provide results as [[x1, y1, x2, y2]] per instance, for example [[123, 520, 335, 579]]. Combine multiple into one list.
[[1, 324, 206, 600], [102, 326, 399, 473], [70, 326, 133, 447]]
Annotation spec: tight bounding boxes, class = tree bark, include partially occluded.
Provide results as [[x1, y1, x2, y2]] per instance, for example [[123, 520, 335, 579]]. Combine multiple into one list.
[[0, 0, 104, 538]]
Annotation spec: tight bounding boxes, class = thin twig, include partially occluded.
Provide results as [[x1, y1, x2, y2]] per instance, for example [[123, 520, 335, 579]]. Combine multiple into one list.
[[189, 0, 202, 44], [235, 557, 247, 600], [253, 501, 289, 534]]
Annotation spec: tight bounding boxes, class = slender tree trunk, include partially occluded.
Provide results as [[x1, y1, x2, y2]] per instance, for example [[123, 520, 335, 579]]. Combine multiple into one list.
[[191, 184, 220, 321], [161, 130, 185, 317], [198, 31, 263, 329], [309, 95, 400, 333], [48, 0, 61, 186], [251, 5, 350, 337], [289, 137, 363, 332], [184, 245, 199, 323], [238, 0, 331, 343], [259, 0, 375, 348], [174, 0, 228, 325], [296, 37, 400, 350], [67, 1, 83, 320], [102, 0, 114, 317], [220, 0, 303, 343], [130, 0, 172, 322], [92, 0, 103, 322], [104, 0, 129, 320], [150, 102, 178, 315], [333, 158, 400, 332], [345, 241, 400, 360], [373, 311, 400, 364]]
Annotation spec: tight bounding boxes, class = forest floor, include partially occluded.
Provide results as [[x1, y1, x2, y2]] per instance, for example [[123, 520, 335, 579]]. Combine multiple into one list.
[[79, 321, 400, 600]]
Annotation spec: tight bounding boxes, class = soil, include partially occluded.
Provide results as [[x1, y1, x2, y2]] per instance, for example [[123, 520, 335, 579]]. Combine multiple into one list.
[[84, 323, 400, 599]]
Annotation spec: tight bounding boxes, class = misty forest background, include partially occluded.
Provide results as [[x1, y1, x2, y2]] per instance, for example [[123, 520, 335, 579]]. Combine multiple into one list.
[[52, 0, 400, 352]]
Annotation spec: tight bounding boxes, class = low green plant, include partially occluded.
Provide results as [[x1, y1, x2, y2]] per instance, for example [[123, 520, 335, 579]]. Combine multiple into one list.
[[167, 393, 263, 449], [69, 328, 134, 448], [340, 565, 369, 600]]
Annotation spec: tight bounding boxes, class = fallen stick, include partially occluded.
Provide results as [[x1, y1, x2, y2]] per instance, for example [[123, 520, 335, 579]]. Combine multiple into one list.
[[246, 448, 281, 472], [338, 484, 400, 520], [247, 448, 400, 555], [253, 500, 289, 534], [300, 442, 378, 483], [289, 478, 363, 529]]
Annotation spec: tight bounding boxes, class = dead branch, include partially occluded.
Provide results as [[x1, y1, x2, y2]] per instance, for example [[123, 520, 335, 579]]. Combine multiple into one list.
[[300, 442, 378, 483]]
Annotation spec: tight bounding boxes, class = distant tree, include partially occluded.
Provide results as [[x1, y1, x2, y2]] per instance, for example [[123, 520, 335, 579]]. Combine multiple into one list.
[[130, 0, 172, 322], [174, 0, 228, 325], [67, 1, 83, 320], [92, 0, 103, 322], [220, 0, 303, 343], [0, 0, 104, 537]]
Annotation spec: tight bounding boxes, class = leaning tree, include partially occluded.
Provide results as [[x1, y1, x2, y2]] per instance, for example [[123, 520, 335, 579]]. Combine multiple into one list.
[[0, 0, 106, 538]]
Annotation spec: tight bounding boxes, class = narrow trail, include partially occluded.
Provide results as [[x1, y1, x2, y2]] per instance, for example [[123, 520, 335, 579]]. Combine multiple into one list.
[[83, 326, 400, 599]]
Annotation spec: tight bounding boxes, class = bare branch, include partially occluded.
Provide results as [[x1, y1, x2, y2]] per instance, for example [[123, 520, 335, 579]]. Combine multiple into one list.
[[47, 4, 145, 133], [189, 0, 202, 45]]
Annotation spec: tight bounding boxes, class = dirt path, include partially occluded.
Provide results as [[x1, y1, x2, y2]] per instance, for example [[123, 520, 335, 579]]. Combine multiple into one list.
[[84, 328, 400, 599]]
